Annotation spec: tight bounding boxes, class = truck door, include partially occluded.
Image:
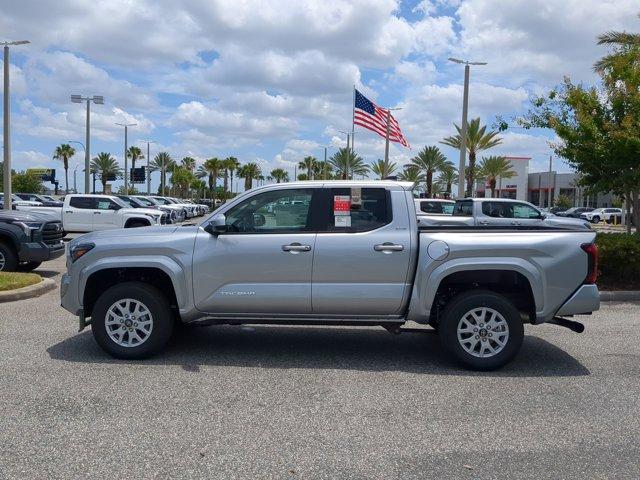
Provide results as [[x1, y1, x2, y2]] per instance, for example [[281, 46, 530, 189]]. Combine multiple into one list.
[[478, 201, 517, 226], [65, 197, 95, 232], [311, 187, 413, 316], [192, 187, 319, 315], [92, 198, 122, 230], [510, 202, 546, 227]]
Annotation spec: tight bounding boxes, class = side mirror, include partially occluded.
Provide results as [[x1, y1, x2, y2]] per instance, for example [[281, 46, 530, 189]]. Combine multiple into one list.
[[204, 214, 228, 236]]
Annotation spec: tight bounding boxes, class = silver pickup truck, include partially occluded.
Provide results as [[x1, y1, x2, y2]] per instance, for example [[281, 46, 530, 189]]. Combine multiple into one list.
[[61, 181, 600, 370]]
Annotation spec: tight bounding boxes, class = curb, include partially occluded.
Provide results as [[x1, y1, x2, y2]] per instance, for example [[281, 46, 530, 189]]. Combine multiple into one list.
[[0, 278, 56, 303], [600, 290, 640, 302]]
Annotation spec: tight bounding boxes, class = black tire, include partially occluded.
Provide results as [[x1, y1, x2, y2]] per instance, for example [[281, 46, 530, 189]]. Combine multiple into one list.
[[592, 216, 600, 224], [17, 261, 42, 272], [439, 290, 524, 371], [0, 241, 19, 272], [91, 282, 174, 359]]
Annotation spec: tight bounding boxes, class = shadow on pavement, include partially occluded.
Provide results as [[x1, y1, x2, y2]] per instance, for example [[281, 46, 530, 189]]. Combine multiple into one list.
[[47, 324, 590, 377], [35, 269, 59, 279]]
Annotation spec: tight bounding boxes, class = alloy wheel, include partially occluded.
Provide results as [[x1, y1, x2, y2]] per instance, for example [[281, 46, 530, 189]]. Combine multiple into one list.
[[456, 307, 510, 358], [105, 298, 154, 347]]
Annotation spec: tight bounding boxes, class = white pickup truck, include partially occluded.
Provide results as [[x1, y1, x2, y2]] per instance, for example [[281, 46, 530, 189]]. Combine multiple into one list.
[[61, 194, 167, 232], [61, 181, 600, 370]]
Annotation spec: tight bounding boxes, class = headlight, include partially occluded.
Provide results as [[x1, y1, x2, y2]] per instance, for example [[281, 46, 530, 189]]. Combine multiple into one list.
[[12, 221, 41, 237], [70, 243, 95, 262]]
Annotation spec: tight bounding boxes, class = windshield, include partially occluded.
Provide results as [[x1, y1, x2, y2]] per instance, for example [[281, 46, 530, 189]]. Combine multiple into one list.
[[111, 197, 128, 208], [133, 196, 154, 207], [152, 197, 172, 205], [118, 196, 135, 208], [42, 195, 56, 201]]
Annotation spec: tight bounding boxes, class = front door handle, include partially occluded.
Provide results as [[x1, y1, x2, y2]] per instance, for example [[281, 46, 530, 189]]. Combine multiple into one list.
[[94, 211, 102, 214], [510, 221, 520, 225], [478, 220, 490, 225], [65, 210, 73, 213], [282, 243, 311, 253], [374, 243, 404, 252]]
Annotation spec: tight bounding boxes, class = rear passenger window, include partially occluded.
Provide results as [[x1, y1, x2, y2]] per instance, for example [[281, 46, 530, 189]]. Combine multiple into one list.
[[453, 201, 473, 216], [69, 197, 95, 209], [322, 188, 391, 232], [482, 202, 514, 218]]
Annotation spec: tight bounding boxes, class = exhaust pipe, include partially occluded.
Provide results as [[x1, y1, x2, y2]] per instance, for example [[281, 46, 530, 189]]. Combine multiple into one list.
[[549, 316, 585, 333]]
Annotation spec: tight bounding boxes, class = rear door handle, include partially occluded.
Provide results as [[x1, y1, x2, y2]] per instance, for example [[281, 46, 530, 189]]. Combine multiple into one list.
[[282, 243, 311, 253], [374, 243, 404, 252], [510, 221, 520, 225], [65, 210, 73, 213], [94, 211, 102, 214], [478, 220, 490, 225]]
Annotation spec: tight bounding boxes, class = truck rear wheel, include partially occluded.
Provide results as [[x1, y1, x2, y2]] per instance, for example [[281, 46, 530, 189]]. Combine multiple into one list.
[[439, 290, 524, 371], [91, 282, 174, 359], [0, 242, 18, 272]]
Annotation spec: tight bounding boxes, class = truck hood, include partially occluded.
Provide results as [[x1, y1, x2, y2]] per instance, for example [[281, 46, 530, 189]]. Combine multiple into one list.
[[120, 207, 159, 216], [71, 224, 183, 244], [0, 210, 58, 223]]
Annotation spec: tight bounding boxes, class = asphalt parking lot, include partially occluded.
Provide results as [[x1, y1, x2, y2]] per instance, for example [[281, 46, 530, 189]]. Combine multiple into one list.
[[1, 251, 639, 479]]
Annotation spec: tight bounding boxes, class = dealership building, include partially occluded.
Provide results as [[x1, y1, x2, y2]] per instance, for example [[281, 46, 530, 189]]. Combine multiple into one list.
[[475, 156, 616, 208]]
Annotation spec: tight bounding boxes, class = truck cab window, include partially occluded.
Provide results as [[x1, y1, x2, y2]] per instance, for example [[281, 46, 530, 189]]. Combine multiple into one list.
[[69, 197, 94, 209], [322, 188, 391, 233], [224, 189, 313, 233]]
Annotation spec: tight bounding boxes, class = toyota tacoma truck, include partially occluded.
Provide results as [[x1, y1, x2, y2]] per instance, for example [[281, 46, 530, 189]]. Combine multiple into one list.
[[60, 181, 600, 370], [0, 210, 65, 272]]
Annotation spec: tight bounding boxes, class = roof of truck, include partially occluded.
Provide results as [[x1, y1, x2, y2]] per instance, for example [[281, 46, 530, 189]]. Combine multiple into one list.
[[260, 180, 415, 190]]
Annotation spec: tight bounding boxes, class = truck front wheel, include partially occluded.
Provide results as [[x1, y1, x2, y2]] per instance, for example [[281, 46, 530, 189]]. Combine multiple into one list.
[[439, 290, 524, 371], [91, 282, 174, 359], [0, 242, 18, 272]]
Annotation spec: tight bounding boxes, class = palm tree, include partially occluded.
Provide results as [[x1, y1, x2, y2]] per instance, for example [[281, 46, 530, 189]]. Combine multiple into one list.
[[90, 152, 121, 193], [410, 146, 447, 197], [181, 156, 196, 172], [298, 156, 317, 180], [398, 165, 424, 184], [594, 16, 640, 73], [329, 148, 369, 179], [126, 146, 144, 173], [220, 157, 238, 197], [237, 162, 262, 190], [436, 162, 458, 198], [196, 158, 223, 201], [149, 152, 174, 195], [313, 161, 332, 180], [270, 168, 289, 183], [225, 156, 240, 195], [477, 156, 516, 198], [370, 158, 398, 179], [441, 117, 502, 197], [53, 144, 76, 194]]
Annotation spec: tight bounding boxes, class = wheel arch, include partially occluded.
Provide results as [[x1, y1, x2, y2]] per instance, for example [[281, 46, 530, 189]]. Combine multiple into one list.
[[124, 216, 152, 228], [81, 260, 187, 318]]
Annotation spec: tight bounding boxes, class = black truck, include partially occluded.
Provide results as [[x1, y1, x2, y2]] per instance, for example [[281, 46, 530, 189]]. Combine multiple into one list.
[[0, 210, 65, 272]]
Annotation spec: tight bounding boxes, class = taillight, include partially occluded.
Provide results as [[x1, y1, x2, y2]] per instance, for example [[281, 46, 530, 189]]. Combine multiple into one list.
[[581, 243, 598, 284]]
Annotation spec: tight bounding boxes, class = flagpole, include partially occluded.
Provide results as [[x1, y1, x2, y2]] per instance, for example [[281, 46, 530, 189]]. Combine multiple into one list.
[[384, 108, 391, 163], [351, 85, 356, 157]]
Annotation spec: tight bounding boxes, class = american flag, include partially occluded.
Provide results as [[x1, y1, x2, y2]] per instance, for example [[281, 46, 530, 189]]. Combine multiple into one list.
[[353, 89, 410, 148]]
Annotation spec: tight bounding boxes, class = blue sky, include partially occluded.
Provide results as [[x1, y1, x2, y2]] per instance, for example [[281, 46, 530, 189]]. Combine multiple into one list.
[[1, 0, 638, 193]]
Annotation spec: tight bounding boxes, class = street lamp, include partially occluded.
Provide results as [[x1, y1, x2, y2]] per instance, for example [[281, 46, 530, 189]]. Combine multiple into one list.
[[71, 94, 104, 195], [115, 123, 136, 193], [67, 141, 85, 193], [3, 40, 30, 210], [320, 145, 336, 180], [139, 140, 156, 195], [448, 57, 487, 198]]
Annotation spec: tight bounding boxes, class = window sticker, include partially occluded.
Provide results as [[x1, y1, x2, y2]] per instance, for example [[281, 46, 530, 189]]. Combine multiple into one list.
[[350, 187, 362, 208], [334, 215, 351, 227], [97, 201, 110, 210], [333, 195, 351, 216]]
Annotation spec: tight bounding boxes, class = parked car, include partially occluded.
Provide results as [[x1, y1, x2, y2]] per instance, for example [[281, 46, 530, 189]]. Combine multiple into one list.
[[62, 194, 167, 232], [417, 198, 592, 230], [579, 208, 623, 223], [0, 210, 64, 272], [61, 181, 599, 371], [414, 198, 455, 215], [15, 193, 64, 207], [549, 206, 568, 215], [136, 196, 186, 222], [150, 196, 196, 218], [117, 195, 177, 223], [556, 207, 594, 218]]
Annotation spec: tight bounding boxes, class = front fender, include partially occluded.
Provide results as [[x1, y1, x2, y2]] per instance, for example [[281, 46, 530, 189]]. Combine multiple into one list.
[[407, 257, 542, 322], [78, 255, 188, 309]]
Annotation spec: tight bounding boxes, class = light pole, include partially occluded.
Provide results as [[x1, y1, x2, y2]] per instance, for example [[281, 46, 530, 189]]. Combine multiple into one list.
[[68, 141, 85, 193], [338, 130, 356, 179], [139, 140, 155, 195], [3, 40, 30, 210], [448, 57, 487, 198], [73, 164, 78, 193], [320, 145, 335, 180], [71, 95, 103, 195], [115, 123, 136, 193]]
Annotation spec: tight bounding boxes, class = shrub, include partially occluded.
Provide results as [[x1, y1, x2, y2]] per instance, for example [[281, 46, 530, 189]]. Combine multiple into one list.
[[595, 233, 640, 288]]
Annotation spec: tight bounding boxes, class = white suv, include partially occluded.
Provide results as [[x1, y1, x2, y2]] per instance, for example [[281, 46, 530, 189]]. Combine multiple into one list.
[[580, 208, 622, 223]]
